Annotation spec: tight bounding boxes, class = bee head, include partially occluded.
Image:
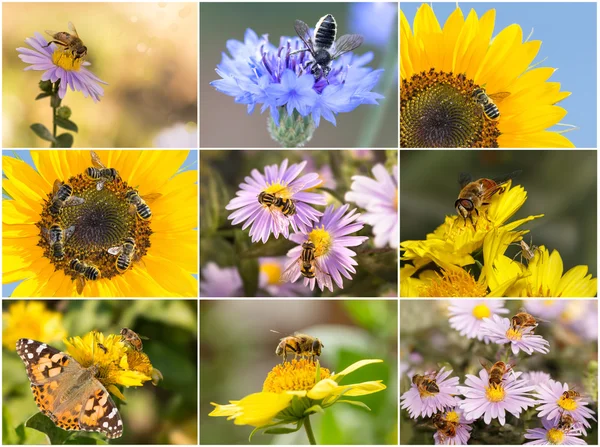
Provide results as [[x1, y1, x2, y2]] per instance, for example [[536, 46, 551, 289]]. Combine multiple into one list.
[[302, 241, 315, 250], [454, 198, 474, 218], [312, 338, 323, 356]]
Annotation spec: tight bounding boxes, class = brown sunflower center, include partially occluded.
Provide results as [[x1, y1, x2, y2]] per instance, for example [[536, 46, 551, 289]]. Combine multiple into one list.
[[37, 174, 152, 285], [401, 69, 500, 148]]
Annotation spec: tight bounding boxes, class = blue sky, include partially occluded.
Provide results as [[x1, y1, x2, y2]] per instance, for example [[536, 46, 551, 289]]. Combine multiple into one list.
[[401, 2, 597, 147], [2, 150, 198, 297]]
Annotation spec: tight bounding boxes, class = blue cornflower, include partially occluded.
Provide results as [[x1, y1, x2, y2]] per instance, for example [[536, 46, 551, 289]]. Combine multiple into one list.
[[211, 28, 384, 128]]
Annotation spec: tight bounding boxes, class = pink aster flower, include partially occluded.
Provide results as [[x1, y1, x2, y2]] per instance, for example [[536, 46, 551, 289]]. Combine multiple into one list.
[[401, 367, 460, 419], [481, 314, 550, 355], [535, 380, 596, 435], [524, 300, 567, 320], [281, 204, 368, 292], [199, 263, 243, 297], [17, 32, 107, 102], [258, 257, 311, 297], [458, 368, 536, 425], [521, 371, 552, 388], [226, 159, 326, 243], [432, 407, 473, 445], [448, 299, 509, 342], [344, 164, 398, 248], [524, 415, 587, 445]]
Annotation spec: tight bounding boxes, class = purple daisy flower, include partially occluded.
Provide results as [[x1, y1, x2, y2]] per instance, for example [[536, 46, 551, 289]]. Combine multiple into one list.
[[524, 300, 567, 320], [458, 368, 536, 425], [535, 380, 596, 435], [17, 33, 107, 102], [480, 314, 550, 355], [344, 164, 398, 248], [524, 415, 587, 445], [401, 367, 460, 419], [225, 159, 326, 243], [258, 257, 311, 297], [432, 408, 473, 445], [447, 300, 509, 342], [199, 263, 243, 297], [280, 204, 368, 292], [521, 371, 553, 388], [210, 28, 384, 127], [561, 301, 598, 342]]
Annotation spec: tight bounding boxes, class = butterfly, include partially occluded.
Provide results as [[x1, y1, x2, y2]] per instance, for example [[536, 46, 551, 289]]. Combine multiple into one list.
[[16, 338, 123, 438]]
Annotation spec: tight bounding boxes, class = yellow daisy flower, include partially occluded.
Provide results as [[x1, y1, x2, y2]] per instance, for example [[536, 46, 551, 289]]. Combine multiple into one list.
[[2, 300, 66, 349], [64, 331, 156, 401], [209, 359, 386, 442], [401, 3, 574, 148], [2, 150, 198, 297]]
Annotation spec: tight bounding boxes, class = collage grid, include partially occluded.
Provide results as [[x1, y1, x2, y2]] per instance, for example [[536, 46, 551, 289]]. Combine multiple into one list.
[[0, 0, 597, 446]]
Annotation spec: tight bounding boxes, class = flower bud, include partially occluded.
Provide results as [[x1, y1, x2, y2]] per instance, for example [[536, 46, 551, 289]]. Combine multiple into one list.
[[57, 106, 72, 119], [268, 111, 315, 148]]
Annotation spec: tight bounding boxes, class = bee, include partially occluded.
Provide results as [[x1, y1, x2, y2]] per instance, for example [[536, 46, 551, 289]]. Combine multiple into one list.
[[126, 189, 162, 221], [511, 309, 546, 333], [257, 181, 313, 233], [49, 180, 85, 215], [455, 171, 521, 225], [472, 87, 510, 121], [511, 236, 540, 265], [412, 372, 440, 395], [44, 22, 87, 65], [432, 413, 459, 441], [70, 258, 100, 294], [562, 389, 581, 400], [97, 342, 108, 354], [108, 237, 139, 273], [120, 327, 147, 352], [280, 241, 333, 290], [291, 14, 364, 81], [480, 359, 515, 386], [557, 412, 576, 433], [86, 151, 118, 191], [271, 330, 324, 363], [41, 223, 75, 260], [257, 191, 297, 216]]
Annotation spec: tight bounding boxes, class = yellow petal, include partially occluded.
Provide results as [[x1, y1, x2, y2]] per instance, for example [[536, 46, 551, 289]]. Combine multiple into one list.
[[331, 359, 383, 382], [210, 393, 293, 427]]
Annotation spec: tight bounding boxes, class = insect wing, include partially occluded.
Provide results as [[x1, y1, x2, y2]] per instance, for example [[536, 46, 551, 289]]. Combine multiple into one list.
[[96, 179, 106, 191], [294, 20, 315, 53], [52, 179, 63, 195], [141, 192, 162, 204], [107, 246, 123, 256], [280, 258, 302, 284], [314, 260, 333, 291], [492, 170, 522, 186], [41, 227, 55, 244], [63, 225, 76, 241], [68, 21, 80, 38], [90, 150, 106, 169], [63, 196, 85, 206], [269, 206, 291, 233], [76, 276, 85, 295], [488, 91, 510, 103], [332, 33, 364, 58], [458, 172, 473, 188]]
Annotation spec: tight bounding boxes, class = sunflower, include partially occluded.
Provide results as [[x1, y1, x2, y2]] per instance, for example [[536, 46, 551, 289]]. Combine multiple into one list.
[[2, 150, 197, 297], [401, 4, 574, 148]]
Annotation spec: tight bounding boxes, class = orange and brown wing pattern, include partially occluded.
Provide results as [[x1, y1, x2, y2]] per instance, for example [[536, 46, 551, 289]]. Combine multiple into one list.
[[78, 387, 123, 438], [16, 338, 72, 385]]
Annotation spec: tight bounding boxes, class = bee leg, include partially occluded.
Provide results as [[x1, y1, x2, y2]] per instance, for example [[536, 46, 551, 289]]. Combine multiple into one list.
[[44, 40, 68, 48]]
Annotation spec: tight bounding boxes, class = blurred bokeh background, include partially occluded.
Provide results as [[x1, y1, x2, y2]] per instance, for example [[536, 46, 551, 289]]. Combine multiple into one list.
[[400, 299, 598, 445], [199, 2, 398, 148], [2, 299, 198, 444], [400, 150, 597, 276], [200, 150, 398, 297], [200, 299, 398, 445], [2, 3, 197, 148]]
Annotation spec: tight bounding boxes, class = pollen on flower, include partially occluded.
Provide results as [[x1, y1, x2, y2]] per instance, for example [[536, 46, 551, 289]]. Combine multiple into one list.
[[546, 428, 565, 444], [506, 328, 523, 341], [52, 48, 83, 71], [260, 262, 282, 285], [485, 383, 506, 402], [472, 304, 491, 319], [263, 182, 291, 199], [557, 395, 578, 411], [420, 269, 488, 297], [309, 226, 332, 257], [262, 359, 331, 394], [445, 410, 460, 424]]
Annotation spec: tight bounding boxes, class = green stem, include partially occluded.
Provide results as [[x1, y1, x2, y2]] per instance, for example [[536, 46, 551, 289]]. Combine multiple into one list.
[[304, 415, 317, 445], [51, 81, 61, 146], [357, 16, 399, 148]]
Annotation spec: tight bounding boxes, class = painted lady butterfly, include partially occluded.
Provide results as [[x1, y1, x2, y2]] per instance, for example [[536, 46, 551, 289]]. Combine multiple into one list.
[[16, 338, 123, 439]]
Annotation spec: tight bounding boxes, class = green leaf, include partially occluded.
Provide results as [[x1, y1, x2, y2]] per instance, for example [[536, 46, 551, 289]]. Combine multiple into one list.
[[35, 92, 52, 100], [264, 426, 303, 435], [335, 399, 372, 411], [51, 95, 61, 109], [303, 404, 324, 416], [30, 123, 56, 143], [55, 117, 78, 132], [55, 133, 74, 148], [25, 412, 73, 444]]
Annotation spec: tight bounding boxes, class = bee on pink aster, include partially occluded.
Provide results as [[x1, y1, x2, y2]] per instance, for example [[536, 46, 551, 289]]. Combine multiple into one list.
[[280, 204, 368, 292], [432, 407, 473, 445], [226, 159, 326, 243], [401, 367, 460, 419], [457, 367, 536, 425], [535, 380, 597, 436], [524, 415, 588, 445], [447, 299, 509, 342], [480, 314, 550, 355]]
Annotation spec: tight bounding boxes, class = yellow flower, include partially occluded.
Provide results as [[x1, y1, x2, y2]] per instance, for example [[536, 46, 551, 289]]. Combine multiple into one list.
[[401, 4, 574, 148], [209, 359, 386, 439], [2, 301, 67, 349], [2, 150, 197, 297], [64, 331, 154, 401], [504, 245, 597, 297]]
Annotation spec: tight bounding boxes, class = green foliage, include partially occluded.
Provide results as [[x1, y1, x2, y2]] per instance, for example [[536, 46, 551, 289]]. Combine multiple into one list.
[[30, 81, 76, 148]]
